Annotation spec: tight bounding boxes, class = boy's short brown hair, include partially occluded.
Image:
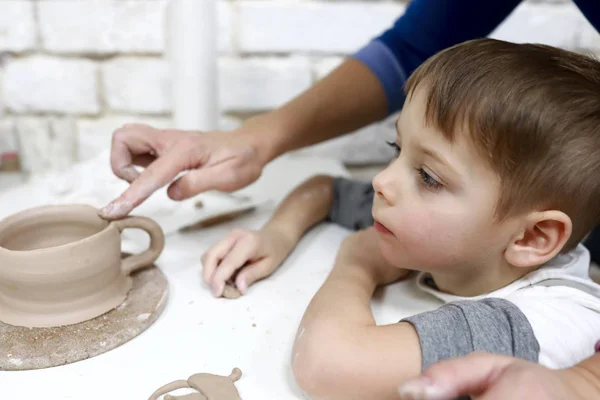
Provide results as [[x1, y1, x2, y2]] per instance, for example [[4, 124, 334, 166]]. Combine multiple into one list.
[[405, 38, 600, 252]]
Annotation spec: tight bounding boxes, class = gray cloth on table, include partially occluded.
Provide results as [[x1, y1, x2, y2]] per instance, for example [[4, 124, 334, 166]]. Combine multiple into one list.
[[327, 177, 375, 230]]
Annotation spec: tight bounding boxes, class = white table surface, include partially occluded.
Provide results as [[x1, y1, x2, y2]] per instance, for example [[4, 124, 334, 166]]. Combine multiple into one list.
[[0, 154, 440, 399]]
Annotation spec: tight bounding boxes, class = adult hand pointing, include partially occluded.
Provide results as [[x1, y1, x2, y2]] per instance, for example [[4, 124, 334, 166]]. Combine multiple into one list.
[[99, 123, 266, 219]]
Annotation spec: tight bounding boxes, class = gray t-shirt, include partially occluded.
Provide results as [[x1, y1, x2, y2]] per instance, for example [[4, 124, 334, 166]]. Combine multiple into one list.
[[402, 298, 539, 370]]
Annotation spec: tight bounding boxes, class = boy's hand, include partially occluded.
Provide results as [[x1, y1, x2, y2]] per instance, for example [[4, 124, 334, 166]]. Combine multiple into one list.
[[201, 226, 296, 297], [338, 227, 410, 285]]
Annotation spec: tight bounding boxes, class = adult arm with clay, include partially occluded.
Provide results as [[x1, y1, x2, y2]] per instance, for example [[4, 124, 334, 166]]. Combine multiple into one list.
[[100, 0, 529, 220], [397, 351, 600, 400], [99, 57, 387, 219]]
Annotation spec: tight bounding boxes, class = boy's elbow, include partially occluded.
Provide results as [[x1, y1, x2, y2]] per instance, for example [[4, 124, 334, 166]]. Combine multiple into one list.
[[291, 323, 356, 398]]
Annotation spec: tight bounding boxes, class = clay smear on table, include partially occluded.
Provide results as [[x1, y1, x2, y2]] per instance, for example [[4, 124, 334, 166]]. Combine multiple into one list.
[[149, 368, 242, 400]]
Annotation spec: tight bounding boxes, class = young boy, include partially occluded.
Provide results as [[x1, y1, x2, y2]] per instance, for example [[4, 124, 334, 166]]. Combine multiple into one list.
[[201, 38, 600, 399]]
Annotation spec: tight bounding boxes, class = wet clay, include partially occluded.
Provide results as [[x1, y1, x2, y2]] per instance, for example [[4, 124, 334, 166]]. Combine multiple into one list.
[[149, 368, 242, 400], [222, 284, 242, 299], [179, 206, 256, 233], [0, 204, 165, 328]]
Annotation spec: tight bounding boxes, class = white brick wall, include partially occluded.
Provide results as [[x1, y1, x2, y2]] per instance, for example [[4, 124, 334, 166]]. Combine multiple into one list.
[[38, 1, 167, 54], [77, 116, 173, 162], [219, 57, 313, 111], [102, 57, 170, 114], [0, 2, 36, 52], [0, 0, 598, 173], [490, 3, 584, 49], [15, 117, 77, 173], [2, 56, 100, 115], [237, 2, 404, 54]]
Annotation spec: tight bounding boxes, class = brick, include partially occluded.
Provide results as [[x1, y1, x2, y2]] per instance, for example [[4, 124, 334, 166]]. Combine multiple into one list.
[[38, 1, 167, 54], [2, 56, 99, 115], [38, 0, 233, 55], [238, 1, 404, 54], [0, 2, 36, 52], [0, 119, 17, 153], [16, 117, 77, 173], [76, 115, 239, 162], [490, 3, 584, 49], [294, 114, 398, 165], [313, 57, 344, 80], [102, 57, 170, 114], [110, 56, 314, 113], [219, 56, 312, 111]]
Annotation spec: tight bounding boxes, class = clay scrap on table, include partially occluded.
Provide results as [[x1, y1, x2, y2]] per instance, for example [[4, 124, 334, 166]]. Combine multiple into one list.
[[148, 368, 242, 400], [222, 284, 242, 299], [178, 206, 256, 233]]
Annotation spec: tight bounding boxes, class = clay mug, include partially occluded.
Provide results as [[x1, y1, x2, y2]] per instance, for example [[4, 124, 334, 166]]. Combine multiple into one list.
[[0, 204, 165, 328]]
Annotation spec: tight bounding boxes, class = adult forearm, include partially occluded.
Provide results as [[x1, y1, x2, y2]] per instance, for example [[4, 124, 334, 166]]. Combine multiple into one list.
[[241, 58, 388, 164]]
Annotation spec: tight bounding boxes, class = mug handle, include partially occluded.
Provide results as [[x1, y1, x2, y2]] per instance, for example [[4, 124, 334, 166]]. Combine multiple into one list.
[[112, 216, 165, 276]]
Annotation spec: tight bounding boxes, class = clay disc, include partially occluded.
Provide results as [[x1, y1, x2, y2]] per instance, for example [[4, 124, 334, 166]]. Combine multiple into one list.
[[0, 260, 168, 371]]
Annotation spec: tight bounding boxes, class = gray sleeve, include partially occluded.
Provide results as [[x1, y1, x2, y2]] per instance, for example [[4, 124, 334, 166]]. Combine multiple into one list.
[[327, 177, 375, 230], [401, 298, 540, 371]]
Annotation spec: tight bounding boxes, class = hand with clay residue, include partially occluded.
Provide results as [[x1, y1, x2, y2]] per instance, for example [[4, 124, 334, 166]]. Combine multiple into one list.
[[398, 352, 600, 400], [201, 227, 296, 297], [99, 123, 265, 219]]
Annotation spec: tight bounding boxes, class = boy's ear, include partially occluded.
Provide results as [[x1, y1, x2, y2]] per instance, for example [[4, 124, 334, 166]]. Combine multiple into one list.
[[505, 211, 572, 268]]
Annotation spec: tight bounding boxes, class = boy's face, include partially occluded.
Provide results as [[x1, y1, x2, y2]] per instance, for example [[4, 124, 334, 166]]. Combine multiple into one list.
[[372, 87, 520, 273]]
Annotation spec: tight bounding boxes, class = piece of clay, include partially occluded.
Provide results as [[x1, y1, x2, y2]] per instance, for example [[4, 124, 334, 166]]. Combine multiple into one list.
[[0, 204, 165, 328], [148, 368, 242, 400], [222, 284, 242, 299], [178, 206, 256, 232]]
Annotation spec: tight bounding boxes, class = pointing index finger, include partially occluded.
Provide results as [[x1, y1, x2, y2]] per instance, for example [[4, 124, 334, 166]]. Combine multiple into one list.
[[100, 151, 188, 219]]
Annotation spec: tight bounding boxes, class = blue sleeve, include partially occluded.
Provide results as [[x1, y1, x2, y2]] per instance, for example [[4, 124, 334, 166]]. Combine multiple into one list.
[[574, 0, 600, 31], [353, 0, 523, 114]]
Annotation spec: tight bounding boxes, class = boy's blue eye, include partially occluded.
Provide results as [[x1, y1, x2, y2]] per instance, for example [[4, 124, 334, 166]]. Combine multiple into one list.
[[419, 168, 442, 190], [386, 141, 400, 157]]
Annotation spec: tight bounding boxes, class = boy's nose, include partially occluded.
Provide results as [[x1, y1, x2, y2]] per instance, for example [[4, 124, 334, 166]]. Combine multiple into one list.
[[372, 167, 395, 204]]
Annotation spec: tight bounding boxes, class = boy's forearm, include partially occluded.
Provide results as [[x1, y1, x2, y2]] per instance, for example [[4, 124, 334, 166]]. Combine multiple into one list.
[[263, 175, 334, 244], [302, 257, 377, 325], [292, 256, 420, 400], [240, 58, 388, 164]]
